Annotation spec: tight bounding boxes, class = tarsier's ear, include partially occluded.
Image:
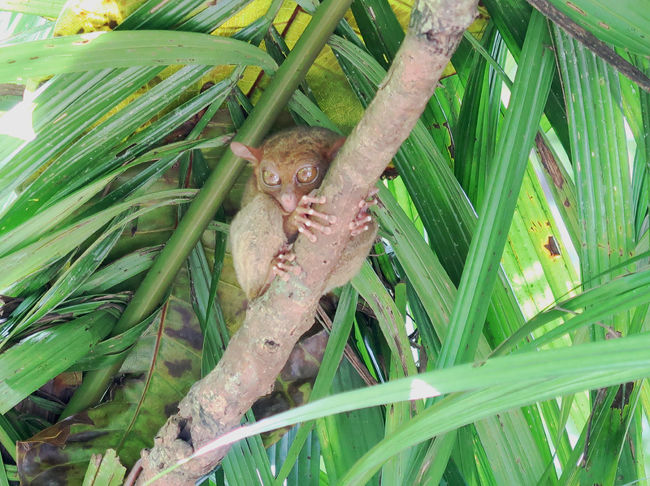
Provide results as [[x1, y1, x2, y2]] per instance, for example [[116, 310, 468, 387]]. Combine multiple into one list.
[[325, 137, 346, 161], [230, 141, 263, 164]]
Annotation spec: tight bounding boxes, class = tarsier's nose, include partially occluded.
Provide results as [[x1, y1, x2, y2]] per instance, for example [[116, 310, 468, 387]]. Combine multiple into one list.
[[279, 193, 298, 213]]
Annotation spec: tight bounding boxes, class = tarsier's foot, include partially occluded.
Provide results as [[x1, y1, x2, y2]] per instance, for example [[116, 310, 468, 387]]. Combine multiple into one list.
[[295, 192, 337, 243], [350, 188, 378, 236], [272, 243, 301, 281]]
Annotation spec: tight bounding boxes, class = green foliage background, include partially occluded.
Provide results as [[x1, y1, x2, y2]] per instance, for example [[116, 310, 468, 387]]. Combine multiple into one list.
[[0, 0, 649, 484]]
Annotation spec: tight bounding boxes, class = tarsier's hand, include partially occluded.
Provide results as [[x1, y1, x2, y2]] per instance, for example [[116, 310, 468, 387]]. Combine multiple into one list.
[[289, 191, 337, 243], [349, 188, 378, 236], [272, 243, 301, 281]]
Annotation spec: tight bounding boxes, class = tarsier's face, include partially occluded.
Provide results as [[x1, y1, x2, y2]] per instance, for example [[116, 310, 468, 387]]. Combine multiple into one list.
[[230, 127, 345, 214], [257, 152, 326, 213]]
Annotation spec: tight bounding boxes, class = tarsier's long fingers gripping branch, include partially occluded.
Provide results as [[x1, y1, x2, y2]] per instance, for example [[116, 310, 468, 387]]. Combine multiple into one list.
[[271, 243, 300, 281], [293, 191, 337, 242], [350, 188, 379, 236]]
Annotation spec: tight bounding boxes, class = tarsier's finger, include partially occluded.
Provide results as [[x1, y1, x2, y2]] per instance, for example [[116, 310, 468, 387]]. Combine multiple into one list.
[[350, 225, 369, 236], [296, 206, 337, 224], [275, 261, 292, 271], [299, 216, 333, 235], [358, 198, 378, 212], [273, 259, 302, 277], [361, 198, 378, 209], [350, 215, 372, 232], [275, 251, 296, 262], [299, 194, 327, 206], [298, 225, 318, 242], [273, 265, 291, 281], [350, 215, 372, 228]]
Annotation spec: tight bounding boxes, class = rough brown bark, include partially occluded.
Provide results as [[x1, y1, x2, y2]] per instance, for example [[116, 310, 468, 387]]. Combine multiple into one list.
[[136, 0, 478, 483]]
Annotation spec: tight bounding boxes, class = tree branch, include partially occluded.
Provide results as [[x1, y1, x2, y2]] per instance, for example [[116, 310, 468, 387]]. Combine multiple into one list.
[[136, 0, 478, 483]]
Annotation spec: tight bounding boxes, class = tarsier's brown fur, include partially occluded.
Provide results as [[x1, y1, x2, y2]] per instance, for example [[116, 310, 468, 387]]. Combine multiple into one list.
[[230, 126, 378, 300]]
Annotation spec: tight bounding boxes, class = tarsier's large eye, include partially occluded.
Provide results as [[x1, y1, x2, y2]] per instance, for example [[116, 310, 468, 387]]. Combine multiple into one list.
[[296, 166, 318, 184], [262, 169, 280, 186]]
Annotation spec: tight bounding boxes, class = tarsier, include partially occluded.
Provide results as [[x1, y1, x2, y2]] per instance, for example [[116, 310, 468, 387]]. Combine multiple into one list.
[[229, 126, 378, 300]]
